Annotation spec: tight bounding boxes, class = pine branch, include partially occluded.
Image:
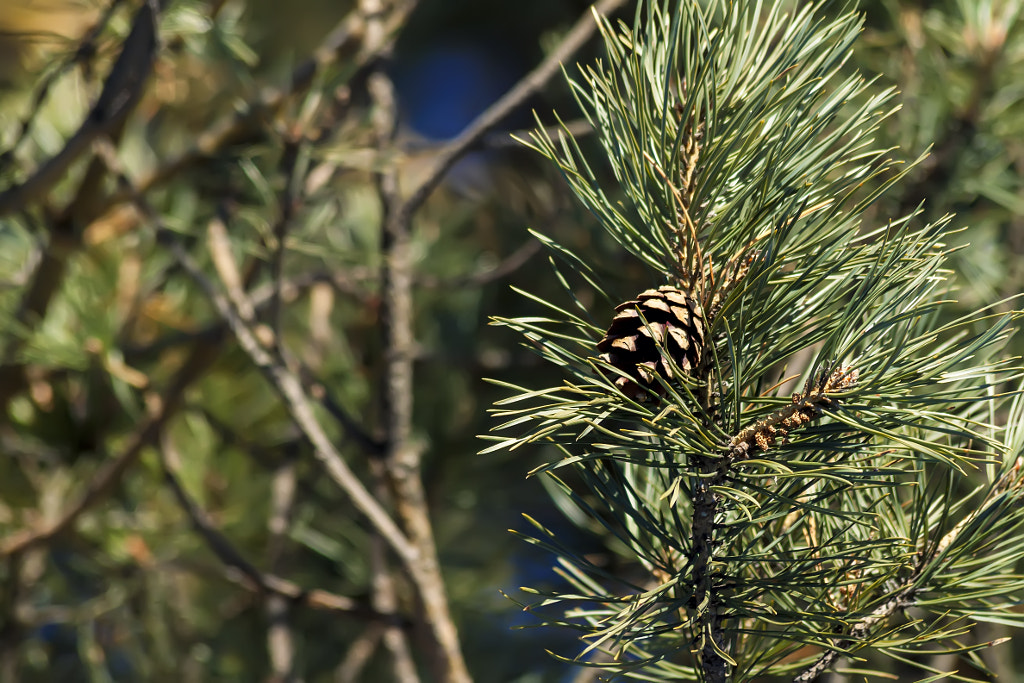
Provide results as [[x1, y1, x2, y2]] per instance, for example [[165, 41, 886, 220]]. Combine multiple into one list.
[[690, 368, 858, 679], [792, 588, 917, 683], [690, 452, 729, 682], [489, 1, 1024, 680], [730, 368, 859, 460], [793, 459, 1024, 682]]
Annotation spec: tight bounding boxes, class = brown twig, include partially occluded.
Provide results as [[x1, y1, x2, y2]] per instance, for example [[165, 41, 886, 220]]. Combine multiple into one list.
[[369, 465, 421, 683], [335, 624, 385, 683], [265, 455, 299, 683], [393, 0, 627, 230], [158, 432, 399, 623], [165, 225, 418, 567], [196, 212, 388, 465], [365, 0, 469, 678], [365, 4, 624, 679], [120, 268, 373, 362], [122, 237, 539, 363]]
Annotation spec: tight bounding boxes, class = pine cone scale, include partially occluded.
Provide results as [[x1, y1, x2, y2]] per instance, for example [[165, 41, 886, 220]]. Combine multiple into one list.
[[597, 285, 705, 400]]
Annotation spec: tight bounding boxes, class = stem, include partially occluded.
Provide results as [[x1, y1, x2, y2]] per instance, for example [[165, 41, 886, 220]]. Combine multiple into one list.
[[691, 456, 729, 683], [792, 590, 914, 683], [683, 363, 727, 681], [365, 3, 471, 679], [265, 458, 298, 683]]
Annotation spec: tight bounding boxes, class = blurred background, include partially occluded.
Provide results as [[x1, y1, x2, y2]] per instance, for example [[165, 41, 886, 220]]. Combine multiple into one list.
[[0, 0, 1022, 681]]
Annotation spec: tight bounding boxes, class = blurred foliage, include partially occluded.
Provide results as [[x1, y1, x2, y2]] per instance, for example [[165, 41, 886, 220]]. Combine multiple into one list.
[[0, 0, 1021, 682]]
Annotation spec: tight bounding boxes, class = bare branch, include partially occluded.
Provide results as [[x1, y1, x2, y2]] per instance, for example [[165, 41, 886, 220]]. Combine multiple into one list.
[[159, 432, 400, 623], [164, 227, 419, 566], [335, 624, 384, 683], [266, 457, 299, 683], [393, 0, 627, 228], [122, 238, 538, 363], [369, 463, 421, 683], [367, 3, 472, 678]]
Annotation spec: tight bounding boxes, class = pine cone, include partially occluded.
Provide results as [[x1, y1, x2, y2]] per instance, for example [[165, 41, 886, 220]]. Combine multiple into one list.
[[597, 286, 705, 400]]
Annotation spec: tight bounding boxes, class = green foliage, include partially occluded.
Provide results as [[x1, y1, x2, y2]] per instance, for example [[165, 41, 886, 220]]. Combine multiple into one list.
[[3, 0, 1024, 680], [488, 2, 1024, 680], [0, 1, 579, 681]]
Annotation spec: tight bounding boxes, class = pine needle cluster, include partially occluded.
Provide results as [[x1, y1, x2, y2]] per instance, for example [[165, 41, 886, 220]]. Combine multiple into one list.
[[484, 2, 1024, 680]]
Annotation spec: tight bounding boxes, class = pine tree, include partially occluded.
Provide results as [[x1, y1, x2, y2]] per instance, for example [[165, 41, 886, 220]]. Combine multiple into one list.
[[485, 2, 1024, 681]]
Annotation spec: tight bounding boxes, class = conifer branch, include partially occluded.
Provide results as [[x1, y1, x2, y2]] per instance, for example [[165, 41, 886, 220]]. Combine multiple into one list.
[[794, 459, 1024, 682], [791, 588, 917, 683], [689, 368, 857, 679], [729, 367, 859, 460], [690, 454, 730, 682], [491, 2, 1024, 680]]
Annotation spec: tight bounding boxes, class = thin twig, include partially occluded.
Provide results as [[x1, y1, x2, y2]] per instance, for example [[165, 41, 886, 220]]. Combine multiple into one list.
[[392, 0, 627, 229], [335, 624, 385, 683], [165, 229, 419, 567], [122, 238, 538, 363], [365, 0, 468, 678], [360, 4, 420, 667], [265, 455, 299, 683], [121, 268, 373, 361], [158, 433, 399, 623], [204, 207, 387, 464], [367, 5, 624, 679]]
